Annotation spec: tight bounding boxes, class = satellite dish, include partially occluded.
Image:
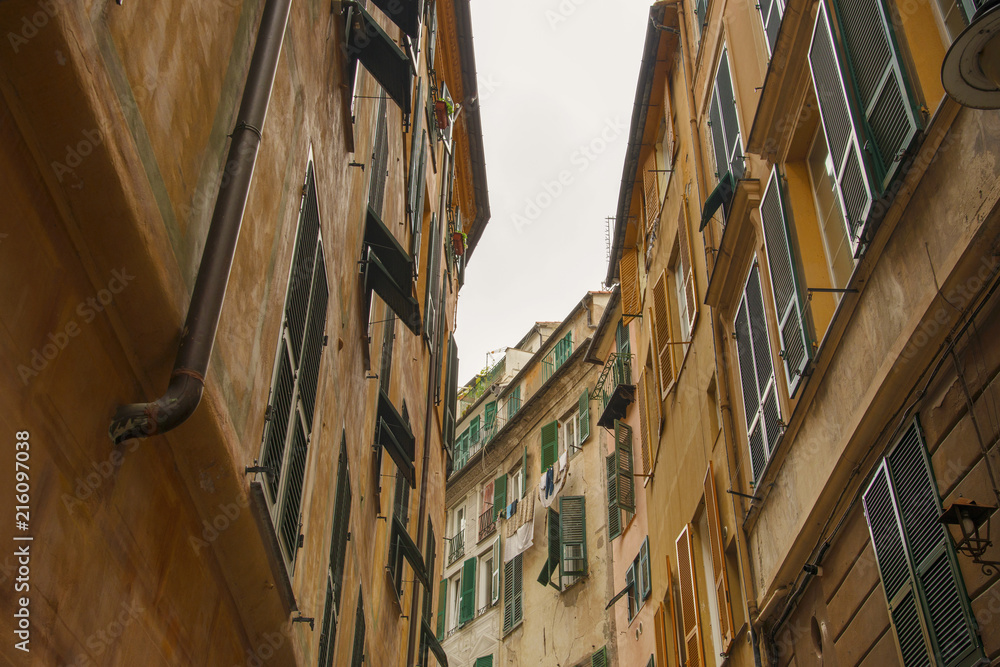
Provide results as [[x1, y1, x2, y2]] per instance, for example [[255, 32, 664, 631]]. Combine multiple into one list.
[[942, 0, 1000, 108]]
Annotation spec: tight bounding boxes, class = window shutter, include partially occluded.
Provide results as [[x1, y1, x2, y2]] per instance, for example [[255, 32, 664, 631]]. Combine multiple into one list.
[[544, 507, 561, 589], [540, 420, 558, 472], [474, 656, 494, 667], [733, 264, 782, 481], [591, 646, 609, 667], [459, 557, 476, 624], [626, 565, 638, 620], [664, 555, 683, 667], [620, 247, 642, 327], [647, 361, 662, 436], [676, 207, 698, 333], [708, 92, 729, 181], [278, 421, 309, 562], [717, 48, 744, 181], [410, 135, 427, 277], [423, 212, 440, 345], [760, 168, 811, 398], [639, 537, 652, 600], [408, 80, 425, 222], [654, 604, 667, 667], [676, 524, 705, 667], [615, 420, 635, 512], [503, 553, 523, 631], [606, 452, 622, 540], [436, 578, 447, 640], [652, 271, 675, 397], [643, 151, 661, 235], [521, 445, 528, 498], [637, 371, 652, 475], [759, 0, 784, 55], [579, 391, 591, 443], [493, 475, 507, 522], [559, 496, 587, 577], [491, 538, 501, 605], [704, 462, 735, 651], [346, 4, 413, 111], [367, 91, 390, 218], [485, 401, 497, 430], [350, 588, 365, 667]]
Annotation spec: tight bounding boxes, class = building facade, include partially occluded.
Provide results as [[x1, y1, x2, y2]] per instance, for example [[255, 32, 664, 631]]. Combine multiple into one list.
[[0, 0, 486, 664], [608, 0, 1000, 666], [440, 292, 619, 667]]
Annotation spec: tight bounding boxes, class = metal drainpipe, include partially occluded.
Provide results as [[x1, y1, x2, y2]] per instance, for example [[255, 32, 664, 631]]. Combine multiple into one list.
[[109, 0, 293, 444]]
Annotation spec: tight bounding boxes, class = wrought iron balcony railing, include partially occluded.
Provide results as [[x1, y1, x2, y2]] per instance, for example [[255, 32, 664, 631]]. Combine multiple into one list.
[[478, 507, 497, 542], [447, 530, 465, 565], [596, 352, 635, 429]]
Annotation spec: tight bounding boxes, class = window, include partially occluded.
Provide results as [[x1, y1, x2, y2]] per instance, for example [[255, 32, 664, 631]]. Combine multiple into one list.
[[676, 524, 704, 667], [703, 462, 736, 652], [538, 496, 589, 590], [447, 504, 466, 565], [673, 256, 690, 359], [317, 435, 351, 667], [436, 577, 447, 640], [479, 552, 494, 615], [808, 0, 920, 256], [651, 270, 675, 398], [448, 573, 461, 631], [260, 163, 329, 572], [506, 385, 521, 420], [608, 537, 651, 623], [693, 0, 708, 43], [458, 557, 477, 624], [708, 45, 744, 184], [607, 419, 636, 541], [349, 588, 365, 667], [343, 3, 413, 110], [862, 419, 984, 666], [733, 263, 782, 481], [806, 129, 855, 293], [393, 465, 410, 528], [542, 331, 572, 382], [759, 0, 784, 56], [503, 553, 523, 633]]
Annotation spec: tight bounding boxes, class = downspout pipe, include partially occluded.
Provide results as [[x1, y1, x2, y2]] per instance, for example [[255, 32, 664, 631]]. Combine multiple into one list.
[[109, 0, 293, 445]]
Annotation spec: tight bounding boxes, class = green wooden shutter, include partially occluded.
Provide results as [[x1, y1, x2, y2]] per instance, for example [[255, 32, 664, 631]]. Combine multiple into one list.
[[607, 452, 622, 540], [547, 507, 561, 589], [579, 391, 591, 442], [491, 538, 501, 605], [507, 385, 521, 419], [485, 401, 497, 429], [474, 656, 494, 667], [559, 496, 587, 577], [540, 420, 558, 472], [592, 646, 609, 667], [504, 554, 523, 632], [639, 536, 652, 600], [408, 79, 425, 223], [734, 264, 782, 481], [470, 415, 480, 447], [436, 579, 447, 640], [708, 92, 729, 180], [521, 446, 528, 498], [459, 557, 476, 624], [493, 475, 507, 521], [716, 48, 744, 181], [411, 135, 427, 277], [614, 420, 635, 512], [760, 167, 811, 398]]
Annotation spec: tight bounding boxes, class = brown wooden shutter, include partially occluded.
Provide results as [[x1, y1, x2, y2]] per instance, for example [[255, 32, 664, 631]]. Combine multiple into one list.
[[637, 371, 652, 475], [646, 360, 662, 438], [621, 247, 641, 327], [665, 555, 682, 667], [654, 603, 667, 667], [652, 272, 675, 397], [704, 461, 735, 651], [676, 525, 704, 667], [677, 204, 698, 332], [643, 151, 660, 236]]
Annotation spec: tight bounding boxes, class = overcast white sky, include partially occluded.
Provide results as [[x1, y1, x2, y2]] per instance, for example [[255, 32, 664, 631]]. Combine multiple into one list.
[[455, 0, 654, 383]]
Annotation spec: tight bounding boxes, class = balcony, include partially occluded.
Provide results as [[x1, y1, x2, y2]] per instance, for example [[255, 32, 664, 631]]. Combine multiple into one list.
[[596, 352, 635, 429], [478, 507, 497, 542], [447, 530, 465, 565]]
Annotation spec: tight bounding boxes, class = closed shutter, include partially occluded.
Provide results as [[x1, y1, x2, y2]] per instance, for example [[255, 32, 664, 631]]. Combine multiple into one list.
[[459, 557, 476, 624], [676, 207, 698, 333], [591, 646, 609, 667], [639, 536, 652, 600], [647, 360, 662, 436], [665, 555, 683, 667], [759, 0, 784, 55], [643, 151, 661, 235], [621, 247, 642, 326], [318, 572, 337, 667], [637, 371, 652, 475], [652, 271, 675, 397], [493, 475, 507, 521], [579, 391, 591, 442], [704, 461, 735, 651], [560, 496, 587, 577], [540, 420, 558, 472], [676, 524, 705, 667], [733, 263, 782, 481], [503, 553, 523, 632], [350, 589, 365, 667], [436, 579, 447, 640], [615, 420, 635, 512], [654, 604, 667, 667], [474, 656, 494, 667], [367, 90, 389, 218], [864, 421, 983, 666], [485, 401, 497, 430], [330, 437, 352, 610], [760, 168, 811, 398], [491, 538, 501, 605], [607, 453, 622, 540]]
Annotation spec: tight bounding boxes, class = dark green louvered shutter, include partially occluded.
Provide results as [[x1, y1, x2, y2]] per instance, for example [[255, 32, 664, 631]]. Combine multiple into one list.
[[408, 79, 425, 223], [423, 212, 439, 345], [474, 656, 494, 667], [540, 420, 558, 472], [607, 452, 622, 540], [615, 420, 635, 512], [864, 421, 983, 667], [346, 4, 413, 111], [539, 507, 561, 589], [350, 588, 365, 667], [639, 537, 652, 600], [459, 557, 476, 624], [559, 496, 587, 577], [579, 391, 591, 442], [760, 0, 784, 55], [493, 475, 507, 521], [521, 446, 528, 498], [436, 578, 447, 640], [592, 646, 609, 667], [760, 168, 811, 398], [410, 135, 427, 278], [708, 92, 729, 181], [717, 48, 743, 181], [503, 554, 523, 632], [485, 400, 497, 433], [734, 264, 782, 481]]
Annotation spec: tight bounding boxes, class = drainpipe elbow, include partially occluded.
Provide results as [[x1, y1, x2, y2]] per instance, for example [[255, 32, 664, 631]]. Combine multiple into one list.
[[109, 371, 204, 445]]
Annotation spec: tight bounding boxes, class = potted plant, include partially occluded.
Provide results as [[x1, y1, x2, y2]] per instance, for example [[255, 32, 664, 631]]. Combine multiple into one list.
[[434, 97, 454, 130], [452, 230, 467, 256]]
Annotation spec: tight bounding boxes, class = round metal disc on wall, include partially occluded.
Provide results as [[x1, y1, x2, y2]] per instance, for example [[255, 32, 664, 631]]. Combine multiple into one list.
[[942, 3, 1000, 108]]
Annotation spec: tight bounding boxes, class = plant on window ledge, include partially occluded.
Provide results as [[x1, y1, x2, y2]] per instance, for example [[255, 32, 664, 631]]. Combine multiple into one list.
[[435, 97, 454, 130], [452, 231, 467, 256]]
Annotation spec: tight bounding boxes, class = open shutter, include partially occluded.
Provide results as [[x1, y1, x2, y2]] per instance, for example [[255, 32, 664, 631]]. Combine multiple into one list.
[[759, 0, 784, 55], [637, 371, 652, 475], [643, 151, 661, 235], [521, 446, 528, 498], [760, 168, 811, 398], [708, 91, 729, 180], [369, 0, 423, 38], [665, 555, 683, 667], [474, 656, 494, 667], [491, 538, 501, 605], [346, 4, 414, 110], [647, 361, 662, 436], [639, 537, 652, 600], [676, 206, 698, 333], [734, 264, 782, 481], [408, 80, 425, 223], [459, 557, 476, 624], [704, 462, 735, 651], [615, 420, 635, 512], [621, 248, 642, 326], [493, 475, 507, 522], [503, 558, 515, 632], [607, 452, 622, 540], [540, 420, 558, 472], [559, 496, 587, 578], [716, 48, 744, 181], [654, 604, 668, 667], [676, 525, 705, 667], [436, 579, 447, 640], [591, 647, 609, 667], [652, 271, 675, 397], [579, 391, 591, 442], [545, 508, 561, 589], [411, 137, 427, 277]]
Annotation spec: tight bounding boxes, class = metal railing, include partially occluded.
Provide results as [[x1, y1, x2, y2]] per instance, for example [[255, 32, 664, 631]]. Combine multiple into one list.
[[596, 352, 634, 411], [478, 507, 497, 542], [447, 530, 465, 565]]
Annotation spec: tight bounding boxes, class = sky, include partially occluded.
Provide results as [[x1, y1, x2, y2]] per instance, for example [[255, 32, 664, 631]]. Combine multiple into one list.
[[455, 0, 655, 383]]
